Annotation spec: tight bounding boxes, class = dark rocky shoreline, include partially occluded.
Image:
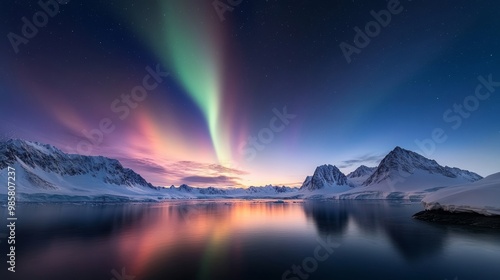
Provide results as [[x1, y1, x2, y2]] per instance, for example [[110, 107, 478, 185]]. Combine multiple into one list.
[[413, 209, 500, 229]]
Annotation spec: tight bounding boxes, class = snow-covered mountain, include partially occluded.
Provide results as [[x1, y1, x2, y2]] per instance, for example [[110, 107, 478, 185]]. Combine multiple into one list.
[[300, 164, 351, 192], [362, 147, 481, 186], [347, 165, 376, 186], [0, 139, 156, 188], [422, 172, 500, 216], [0, 139, 167, 201], [338, 147, 483, 199], [297, 147, 484, 200], [347, 165, 376, 179]]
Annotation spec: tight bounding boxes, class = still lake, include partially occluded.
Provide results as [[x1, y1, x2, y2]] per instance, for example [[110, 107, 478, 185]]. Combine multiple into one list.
[[1, 200, 499, 280]]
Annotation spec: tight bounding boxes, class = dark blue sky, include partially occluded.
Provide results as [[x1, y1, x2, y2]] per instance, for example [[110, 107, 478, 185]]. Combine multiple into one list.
[[1, 0, 499, 186]]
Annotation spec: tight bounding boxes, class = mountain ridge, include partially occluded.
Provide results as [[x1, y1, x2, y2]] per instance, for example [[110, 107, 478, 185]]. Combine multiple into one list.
[[362, 146, 482, 186], [0, 139, 487, 201], [347, 165, 376, 179], [0, 139, 156, 189]]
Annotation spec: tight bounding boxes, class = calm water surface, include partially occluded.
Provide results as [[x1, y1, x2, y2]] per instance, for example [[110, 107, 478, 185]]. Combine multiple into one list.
[[1, 200, 499, 280]]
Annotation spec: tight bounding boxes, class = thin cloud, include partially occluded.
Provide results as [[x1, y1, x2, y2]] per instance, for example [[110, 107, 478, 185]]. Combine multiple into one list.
[[338, 154, 384, 168], [170, 161, 249, 187]]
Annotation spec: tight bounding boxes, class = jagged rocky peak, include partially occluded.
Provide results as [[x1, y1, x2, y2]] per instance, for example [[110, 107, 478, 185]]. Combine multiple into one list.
[[178, 184, 194, 192], [383, 146, 440, 168], [347, 165, 376, 178], [1, 139, 62, 168], [300, 164, 348, 190], [363, 146, 482, 186]]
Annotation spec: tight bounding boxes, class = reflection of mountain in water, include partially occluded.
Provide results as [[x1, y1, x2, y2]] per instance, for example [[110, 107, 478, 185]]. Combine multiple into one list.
[[303, 201, 349, 237], [302, 201, 448, 261], [10, 204, 149, 244], [383, 220, 446, 260]]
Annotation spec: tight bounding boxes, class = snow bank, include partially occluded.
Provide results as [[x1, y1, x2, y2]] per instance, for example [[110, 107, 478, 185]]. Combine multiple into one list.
[[422, 172, 500, 216]]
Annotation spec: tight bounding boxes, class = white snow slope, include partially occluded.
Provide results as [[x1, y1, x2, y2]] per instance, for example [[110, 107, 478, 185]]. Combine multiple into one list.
[[422, 172, 500, 216]]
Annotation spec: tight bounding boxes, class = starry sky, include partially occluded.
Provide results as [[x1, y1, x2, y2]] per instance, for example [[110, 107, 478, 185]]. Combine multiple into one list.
[[1, 0, 499, 187]]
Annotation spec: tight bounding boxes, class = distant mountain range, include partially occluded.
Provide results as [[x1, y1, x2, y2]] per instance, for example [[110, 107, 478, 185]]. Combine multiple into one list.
[[169, 184, 298, 198], [0, 139, 486, 202], [0, 139, 297, 201]]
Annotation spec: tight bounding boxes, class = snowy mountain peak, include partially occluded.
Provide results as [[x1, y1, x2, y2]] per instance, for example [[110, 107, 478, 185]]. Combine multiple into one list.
[[1, 139, 64, 165], [362, 147, 482, 186], [300, 164, 348, 191], [347, 165, 376, 178], [385, 146, 437, 166], [0, 139, 156, 190]]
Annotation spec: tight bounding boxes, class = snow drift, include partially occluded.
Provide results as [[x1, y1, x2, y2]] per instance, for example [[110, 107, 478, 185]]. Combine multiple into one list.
[[422, 172, 500, 216]]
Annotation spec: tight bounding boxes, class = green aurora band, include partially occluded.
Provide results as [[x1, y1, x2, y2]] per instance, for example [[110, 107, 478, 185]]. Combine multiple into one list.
[[141, 1, 230, 163]]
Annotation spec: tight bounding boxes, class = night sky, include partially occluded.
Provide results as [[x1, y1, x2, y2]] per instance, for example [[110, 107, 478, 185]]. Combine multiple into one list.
[[1, 0, 499, 187]]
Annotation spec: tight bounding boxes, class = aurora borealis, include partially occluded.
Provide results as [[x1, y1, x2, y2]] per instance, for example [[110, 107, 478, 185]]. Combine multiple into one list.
[[156, 0, 229, 163], [1, 0, 499, 187]]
